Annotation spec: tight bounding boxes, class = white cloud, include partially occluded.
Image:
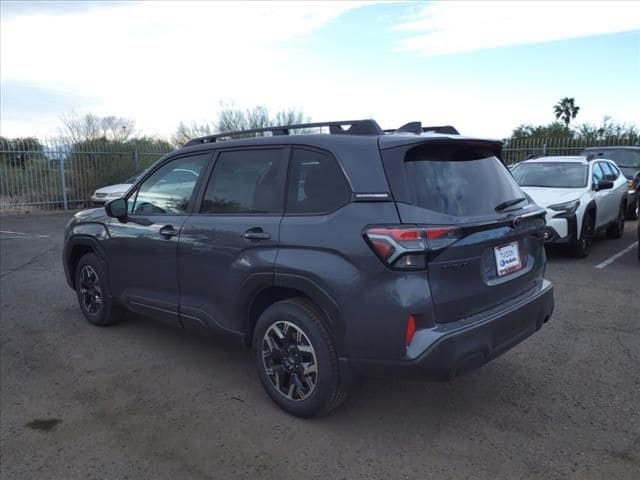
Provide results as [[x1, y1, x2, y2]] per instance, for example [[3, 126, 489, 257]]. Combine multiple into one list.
[[393, 1, 640, 56], [1, 0, 638, 140], [0, 1, 371, 137]]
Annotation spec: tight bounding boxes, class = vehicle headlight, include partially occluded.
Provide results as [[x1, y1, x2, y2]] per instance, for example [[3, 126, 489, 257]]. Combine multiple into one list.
[[548, 199, 580, 214], [108, 191, 125, 198]]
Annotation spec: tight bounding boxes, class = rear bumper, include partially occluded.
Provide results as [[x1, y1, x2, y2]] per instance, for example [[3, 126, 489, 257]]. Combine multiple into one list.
[[341, 279, 554, 381]]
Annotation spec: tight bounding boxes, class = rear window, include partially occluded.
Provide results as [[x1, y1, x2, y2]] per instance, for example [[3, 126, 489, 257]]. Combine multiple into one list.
[[404, 145, 525, 216], [587, 149, 640, 168]]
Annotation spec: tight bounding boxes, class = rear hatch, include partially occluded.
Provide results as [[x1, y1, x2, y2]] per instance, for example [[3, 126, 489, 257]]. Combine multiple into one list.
[[380, 138, 546, 323]]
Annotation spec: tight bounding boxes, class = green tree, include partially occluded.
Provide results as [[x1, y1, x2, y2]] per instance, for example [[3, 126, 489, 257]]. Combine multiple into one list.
[[511, 122, 573, 141], [0, 136, 46, 169], [65, 136, 173, 199], [576, 116, 639, 144], [553, 97, 580, 127]]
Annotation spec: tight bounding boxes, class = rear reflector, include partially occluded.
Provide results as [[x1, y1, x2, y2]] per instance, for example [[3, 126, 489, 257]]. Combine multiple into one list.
[[406, 315, 417, 346]]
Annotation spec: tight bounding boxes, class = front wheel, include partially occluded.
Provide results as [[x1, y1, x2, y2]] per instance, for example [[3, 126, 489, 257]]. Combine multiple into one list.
[[75, 253, 123, 326], [253, 298, 347, 417], [570, 213, 594, 258]]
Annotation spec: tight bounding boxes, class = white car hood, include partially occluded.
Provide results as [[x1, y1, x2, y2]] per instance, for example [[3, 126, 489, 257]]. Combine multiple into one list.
[[520, 187, 583, 208], [94, 183, 131, 195]]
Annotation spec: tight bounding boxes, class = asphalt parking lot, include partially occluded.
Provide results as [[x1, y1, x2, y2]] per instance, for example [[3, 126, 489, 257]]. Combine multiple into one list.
[[1, 212, 638, 480]]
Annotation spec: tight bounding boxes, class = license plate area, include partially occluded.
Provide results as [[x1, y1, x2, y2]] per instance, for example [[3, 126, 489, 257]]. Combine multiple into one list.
[[494, 241, 523, 277]]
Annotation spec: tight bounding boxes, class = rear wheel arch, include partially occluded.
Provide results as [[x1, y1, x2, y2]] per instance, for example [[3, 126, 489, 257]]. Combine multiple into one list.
[[245, 282, 343, 352], [620, 196, 628, 212]]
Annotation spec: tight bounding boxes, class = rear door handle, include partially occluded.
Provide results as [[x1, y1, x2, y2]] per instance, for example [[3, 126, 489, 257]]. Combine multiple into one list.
[[159, 225, 178, 238], [243, 228, 271, 241]]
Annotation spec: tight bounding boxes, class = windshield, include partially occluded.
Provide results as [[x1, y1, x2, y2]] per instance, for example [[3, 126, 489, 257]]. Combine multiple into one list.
[[587, 150, 640, 168], [511, 162, 588, 188]]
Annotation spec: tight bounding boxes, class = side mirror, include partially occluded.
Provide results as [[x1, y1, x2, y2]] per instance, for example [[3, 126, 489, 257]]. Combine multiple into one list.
[[594, 179, 614, 191], [105, 197, 127, 219]]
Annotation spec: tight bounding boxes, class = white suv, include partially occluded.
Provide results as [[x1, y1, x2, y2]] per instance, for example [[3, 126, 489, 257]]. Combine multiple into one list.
[[511, 156, 628, 257]]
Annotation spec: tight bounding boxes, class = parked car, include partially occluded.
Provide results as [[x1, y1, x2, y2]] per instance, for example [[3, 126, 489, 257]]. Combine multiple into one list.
[[582, 146, 640, 220], [511, 156, 628, 257], [91, 174, 140, 205], [63, 119, 554, 417], [91, 169, 199, 206]]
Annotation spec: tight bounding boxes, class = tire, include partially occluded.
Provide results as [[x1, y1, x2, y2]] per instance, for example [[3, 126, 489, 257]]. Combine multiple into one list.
[[75, 253, 123, 326], [253, 298, 347, 418], [607, 202, 626, 239], [627, 194, 638, 220], [570, 213, 594, 258]]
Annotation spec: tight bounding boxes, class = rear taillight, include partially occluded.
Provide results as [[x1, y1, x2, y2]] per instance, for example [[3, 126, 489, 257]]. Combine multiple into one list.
[[364, 226, 426, 269], [363, 225, 462, 269]]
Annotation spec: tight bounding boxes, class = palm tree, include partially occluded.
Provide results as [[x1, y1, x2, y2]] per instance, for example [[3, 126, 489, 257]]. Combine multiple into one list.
[[553, 97, 580, 127]]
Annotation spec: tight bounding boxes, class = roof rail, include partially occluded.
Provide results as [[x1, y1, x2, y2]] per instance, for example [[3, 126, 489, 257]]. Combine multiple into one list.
[[183, 119, 383, 147]]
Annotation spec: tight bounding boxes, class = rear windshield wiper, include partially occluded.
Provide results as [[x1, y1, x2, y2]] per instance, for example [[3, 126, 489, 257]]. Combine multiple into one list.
[[495, 197, 527, 212]]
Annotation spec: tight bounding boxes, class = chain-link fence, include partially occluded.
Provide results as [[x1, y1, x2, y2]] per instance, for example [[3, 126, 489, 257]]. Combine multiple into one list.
[[0, 139, 174, 212], [1, 135, 638, 212]]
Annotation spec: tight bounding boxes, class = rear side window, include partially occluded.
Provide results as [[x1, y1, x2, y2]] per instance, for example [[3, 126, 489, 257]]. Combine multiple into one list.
[[286, 148, 351, 214], [200, 149, 287, 214], [403, 144, 525, 217]]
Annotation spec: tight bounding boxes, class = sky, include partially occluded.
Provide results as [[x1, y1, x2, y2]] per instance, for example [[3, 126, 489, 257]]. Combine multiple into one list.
[[1, 0, 639, 140]]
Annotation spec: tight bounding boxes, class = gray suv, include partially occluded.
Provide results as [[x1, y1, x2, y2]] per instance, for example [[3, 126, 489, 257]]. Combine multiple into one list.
[[63, 120, 554, 417]]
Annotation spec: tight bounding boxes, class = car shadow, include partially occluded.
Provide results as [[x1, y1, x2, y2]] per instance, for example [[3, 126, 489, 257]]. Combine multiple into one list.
[[109, 311, 552, 430]]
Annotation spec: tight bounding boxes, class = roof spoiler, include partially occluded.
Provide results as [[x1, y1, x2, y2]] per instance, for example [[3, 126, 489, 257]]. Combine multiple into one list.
[[383, 122, 460, 135]]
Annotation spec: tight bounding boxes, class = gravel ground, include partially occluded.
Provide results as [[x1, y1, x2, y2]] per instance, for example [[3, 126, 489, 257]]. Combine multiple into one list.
[[1, 213, 638, 480]]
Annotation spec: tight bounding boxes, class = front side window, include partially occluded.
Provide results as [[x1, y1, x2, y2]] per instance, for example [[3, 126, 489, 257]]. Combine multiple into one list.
[[200, 149, 287, 214], [129, 154, 209, 215], [286, 148, 351, 214], [592, 163, 604, 185]]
